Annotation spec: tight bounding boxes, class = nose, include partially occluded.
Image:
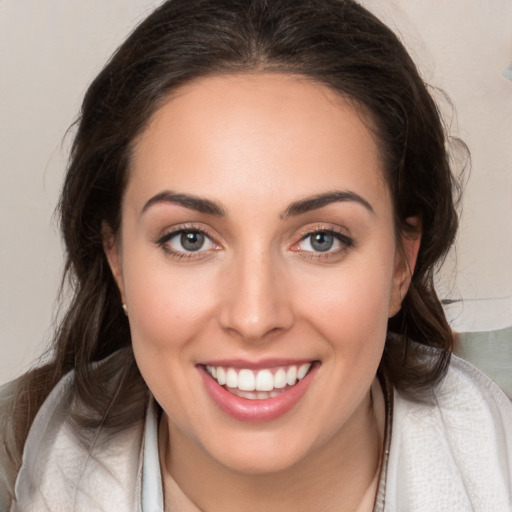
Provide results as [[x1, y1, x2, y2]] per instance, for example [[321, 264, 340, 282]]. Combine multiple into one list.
[[217, 249, 294, 341]]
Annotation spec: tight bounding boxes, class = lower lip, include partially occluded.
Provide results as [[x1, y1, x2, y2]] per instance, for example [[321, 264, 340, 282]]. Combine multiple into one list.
[[199, 364, 318, 422]]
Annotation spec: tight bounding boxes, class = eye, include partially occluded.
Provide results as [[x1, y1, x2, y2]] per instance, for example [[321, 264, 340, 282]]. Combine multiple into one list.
[[172, 231, 208, 252], [303, 232, 336, 252], [295, 229, 353, 255], [157, 228, 217, 257]]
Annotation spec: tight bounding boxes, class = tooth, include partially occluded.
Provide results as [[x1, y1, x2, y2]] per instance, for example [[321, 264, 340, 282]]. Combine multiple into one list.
[[255, 369, 274, 391], [297, 363, 311, 380], [273, 368, 287, 389], [238, 369, 255, 391], [226, 368, 238, 388], [216, 367, 226, 385], [238, 390, 257, 400], [286, 366, 297, 386], [211, 366, 217, 379]]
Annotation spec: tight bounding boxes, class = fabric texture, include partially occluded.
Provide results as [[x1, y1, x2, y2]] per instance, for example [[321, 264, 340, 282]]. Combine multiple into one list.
[[0, 381, 17, 512], [5, 353, 512, 511], [10, 371, 146, 511], [385, 356, 512, 511]]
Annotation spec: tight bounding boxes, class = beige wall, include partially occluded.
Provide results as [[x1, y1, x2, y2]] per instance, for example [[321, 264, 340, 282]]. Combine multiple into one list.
[[0, 1, 164, 383], [1, 1, 511, 384]]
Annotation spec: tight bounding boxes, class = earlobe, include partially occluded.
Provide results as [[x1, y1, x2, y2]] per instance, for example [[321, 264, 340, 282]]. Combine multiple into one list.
[[389, 217, 422, 317], [102, 222, 126, 302]]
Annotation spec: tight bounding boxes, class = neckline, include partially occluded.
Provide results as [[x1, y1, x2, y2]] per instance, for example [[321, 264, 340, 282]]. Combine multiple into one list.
[[142, 376, 393, 512], [372, 372, 393, 512]]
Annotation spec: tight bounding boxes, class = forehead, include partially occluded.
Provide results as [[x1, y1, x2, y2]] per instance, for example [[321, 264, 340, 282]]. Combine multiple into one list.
[[127, 73, 390, 216]]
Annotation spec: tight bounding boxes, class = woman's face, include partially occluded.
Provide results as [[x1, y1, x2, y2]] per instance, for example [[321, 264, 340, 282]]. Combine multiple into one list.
[[106, 73, 418, 474]]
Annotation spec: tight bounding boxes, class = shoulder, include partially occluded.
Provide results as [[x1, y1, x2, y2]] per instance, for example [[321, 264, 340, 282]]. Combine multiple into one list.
[[0, 379, 23, 512], [7, 356, 147, 511], [384, 354, 512, 511], [421, 354, 512, 434], [436, 354, 512, 420]]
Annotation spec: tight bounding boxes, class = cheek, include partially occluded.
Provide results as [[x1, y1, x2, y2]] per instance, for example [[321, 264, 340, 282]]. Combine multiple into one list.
[[122, 255, 218, 355], [121, 260, 218, 424], [293, 254, 395, 353]]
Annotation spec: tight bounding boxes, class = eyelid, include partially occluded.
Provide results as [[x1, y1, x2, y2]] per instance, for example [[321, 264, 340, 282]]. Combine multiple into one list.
[[155, 223, 221, 258], [295, 225, 353, 244], [290, 225, 354, 256]]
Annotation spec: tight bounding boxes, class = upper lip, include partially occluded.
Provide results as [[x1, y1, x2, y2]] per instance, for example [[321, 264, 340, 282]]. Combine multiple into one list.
[[198, 358, 317, 370]]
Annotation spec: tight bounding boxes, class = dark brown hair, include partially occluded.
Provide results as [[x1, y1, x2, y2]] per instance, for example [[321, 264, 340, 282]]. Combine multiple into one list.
[[3, 0, 461, 493]]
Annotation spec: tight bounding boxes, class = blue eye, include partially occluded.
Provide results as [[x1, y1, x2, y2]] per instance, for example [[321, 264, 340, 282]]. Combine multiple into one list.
[[297, 230, 352, 254], [179, 231, 206, 251], [309, 232, 334, 252], [160, 229, 216, 254]]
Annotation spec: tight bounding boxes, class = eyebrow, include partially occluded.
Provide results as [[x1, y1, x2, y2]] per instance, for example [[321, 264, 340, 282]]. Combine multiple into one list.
[[280, 190, 375, 219], [141, 191, 226, 216], [141, 189, 374, 219]]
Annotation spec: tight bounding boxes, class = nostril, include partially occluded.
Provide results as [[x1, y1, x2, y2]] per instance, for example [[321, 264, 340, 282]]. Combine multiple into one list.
[[217, 303, 294, 341], [216, 259, 294, 339]]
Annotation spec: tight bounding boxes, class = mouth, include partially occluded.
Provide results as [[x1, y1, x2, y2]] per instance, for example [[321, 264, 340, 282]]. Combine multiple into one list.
[[204, 363, 312, 399], [199, 360, 319, 422]]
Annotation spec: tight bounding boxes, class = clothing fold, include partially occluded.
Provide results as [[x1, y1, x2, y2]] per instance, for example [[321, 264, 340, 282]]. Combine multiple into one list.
[[7, 351, 512, 511]]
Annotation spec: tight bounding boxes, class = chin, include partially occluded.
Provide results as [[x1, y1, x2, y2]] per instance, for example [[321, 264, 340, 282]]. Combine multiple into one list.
[[215, 444, 308, 476]]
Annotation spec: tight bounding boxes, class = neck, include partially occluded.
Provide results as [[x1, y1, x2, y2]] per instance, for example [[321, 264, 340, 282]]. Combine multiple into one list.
[[160, 383, 384, 512]]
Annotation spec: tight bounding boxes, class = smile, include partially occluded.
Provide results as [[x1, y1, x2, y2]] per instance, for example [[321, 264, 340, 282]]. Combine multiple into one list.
[[204, 363, 312, 399], [199, 360, 318, 422]]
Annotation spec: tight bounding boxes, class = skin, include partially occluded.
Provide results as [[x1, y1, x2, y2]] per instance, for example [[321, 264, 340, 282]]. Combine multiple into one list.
[[104, 73, 420, 511]]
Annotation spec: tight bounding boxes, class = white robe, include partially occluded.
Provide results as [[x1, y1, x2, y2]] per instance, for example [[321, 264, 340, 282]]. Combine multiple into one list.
[[6, 355, 512, 511]]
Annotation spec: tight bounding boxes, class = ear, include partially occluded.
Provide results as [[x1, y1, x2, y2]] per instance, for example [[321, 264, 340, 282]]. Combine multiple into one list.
[[388, 217, 421, 318], [102, 221, 126, 304]]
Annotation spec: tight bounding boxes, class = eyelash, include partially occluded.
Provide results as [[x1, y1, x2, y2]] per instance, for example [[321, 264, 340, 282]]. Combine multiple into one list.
[[155, 225, 354, 261], [156, 224, 219, 260], [293, 227, 354, 260]]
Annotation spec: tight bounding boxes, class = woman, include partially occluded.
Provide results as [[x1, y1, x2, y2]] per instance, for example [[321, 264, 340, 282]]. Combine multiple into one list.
[[1, 0, 511, 510]]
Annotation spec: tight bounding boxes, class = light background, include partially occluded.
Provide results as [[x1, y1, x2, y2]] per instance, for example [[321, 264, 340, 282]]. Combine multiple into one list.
[[1, 0, 511, 384]]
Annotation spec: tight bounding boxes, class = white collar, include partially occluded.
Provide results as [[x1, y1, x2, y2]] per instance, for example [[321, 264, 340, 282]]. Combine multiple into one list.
[[142, 399, 165, 511], [11, 353, 512, 511]]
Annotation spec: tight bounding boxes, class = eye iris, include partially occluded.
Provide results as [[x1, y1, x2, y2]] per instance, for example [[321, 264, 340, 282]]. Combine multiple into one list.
[[181, 231, 205, 251], [311, 232, 334, 252]]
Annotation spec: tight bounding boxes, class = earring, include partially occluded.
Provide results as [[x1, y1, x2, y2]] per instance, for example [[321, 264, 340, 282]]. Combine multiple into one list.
[[122, 304, 128, 316]]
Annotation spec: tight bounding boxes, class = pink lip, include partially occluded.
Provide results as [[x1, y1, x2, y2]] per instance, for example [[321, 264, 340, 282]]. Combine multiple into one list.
[[198, 362, 319, 422]]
